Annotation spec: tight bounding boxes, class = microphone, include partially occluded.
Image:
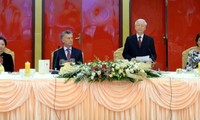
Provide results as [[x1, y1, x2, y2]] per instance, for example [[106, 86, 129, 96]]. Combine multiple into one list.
[[51, 47, 60, 74]]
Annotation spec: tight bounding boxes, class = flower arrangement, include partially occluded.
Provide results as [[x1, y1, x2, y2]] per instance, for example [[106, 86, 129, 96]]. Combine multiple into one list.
[[58, 59, 160, 83]]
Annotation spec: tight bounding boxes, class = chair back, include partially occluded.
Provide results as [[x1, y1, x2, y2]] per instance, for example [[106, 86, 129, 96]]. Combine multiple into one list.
[[182, 46, 197, 68], [113, 47, 124, 61], [51, 48, 60, 69]]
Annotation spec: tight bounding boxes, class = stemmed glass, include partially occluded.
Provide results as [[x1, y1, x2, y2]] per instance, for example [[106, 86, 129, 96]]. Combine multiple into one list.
[[59, 59, 67, 67], [70, 58, 75, 65]]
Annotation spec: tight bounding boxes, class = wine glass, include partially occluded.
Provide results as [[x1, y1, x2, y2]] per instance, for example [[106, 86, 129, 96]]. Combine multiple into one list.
[[70, 58, 75, 65], [59, 59, 67, 67]]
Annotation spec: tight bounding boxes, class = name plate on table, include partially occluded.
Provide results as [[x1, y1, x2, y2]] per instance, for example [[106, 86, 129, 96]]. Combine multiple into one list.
[[38, 60, 50, 74]]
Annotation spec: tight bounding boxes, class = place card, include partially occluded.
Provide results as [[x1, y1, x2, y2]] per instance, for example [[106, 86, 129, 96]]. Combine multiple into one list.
[[38, 60, 50, 74]]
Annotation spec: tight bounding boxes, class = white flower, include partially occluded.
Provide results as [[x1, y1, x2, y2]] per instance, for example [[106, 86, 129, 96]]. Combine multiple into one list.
[[97, 70, 101, 75], [91, 72, 96, 77], [91, 76, 94, 79], [119, 69, 123, 74], [109, 74, 113, 77], [115, 65, 120, 70]]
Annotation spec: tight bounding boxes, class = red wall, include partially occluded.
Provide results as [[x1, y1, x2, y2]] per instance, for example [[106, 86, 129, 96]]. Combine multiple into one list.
[[168, 0, 200, 70], [0, 0, 33, 71], [1, 0, 200, 71], [43, 0, 120, 66]]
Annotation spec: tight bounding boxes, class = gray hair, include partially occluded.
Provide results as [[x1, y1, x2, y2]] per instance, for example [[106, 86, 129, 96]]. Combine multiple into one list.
[[60, 30, 73, 39], [135, 19, 147, 26]]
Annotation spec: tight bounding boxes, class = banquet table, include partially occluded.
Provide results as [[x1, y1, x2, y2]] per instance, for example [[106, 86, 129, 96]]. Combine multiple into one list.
[[0, 72, 200, 120]]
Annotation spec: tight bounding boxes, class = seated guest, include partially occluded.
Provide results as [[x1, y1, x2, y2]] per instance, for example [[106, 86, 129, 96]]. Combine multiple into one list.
[[0, 36, 14, 72], [185, 33, 200, 71], [122, 18, 157, 62], [52, 30, 83, 71]]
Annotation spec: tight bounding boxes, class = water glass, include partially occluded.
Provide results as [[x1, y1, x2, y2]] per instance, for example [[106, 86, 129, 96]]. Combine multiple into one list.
[[59, 59, 67, 67], [70, 58, 75, 65]]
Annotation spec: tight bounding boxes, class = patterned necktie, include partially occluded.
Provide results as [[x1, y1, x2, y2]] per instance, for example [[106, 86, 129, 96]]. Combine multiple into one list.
[[138, 36, 142, 48], [66, 48, 71, 62]]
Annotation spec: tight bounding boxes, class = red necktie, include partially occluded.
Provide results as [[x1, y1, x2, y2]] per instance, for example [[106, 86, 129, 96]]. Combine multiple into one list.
[[138, 36, 142, 48], [66, 48, 71, 62]]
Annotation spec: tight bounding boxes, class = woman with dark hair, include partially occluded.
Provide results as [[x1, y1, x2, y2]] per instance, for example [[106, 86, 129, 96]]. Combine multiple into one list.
[[0, 36, 14, 72], [185, 33, 200, 71]]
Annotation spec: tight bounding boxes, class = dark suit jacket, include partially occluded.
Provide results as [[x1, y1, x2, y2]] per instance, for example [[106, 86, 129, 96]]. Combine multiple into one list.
[[122, 34, 157, 61], [52, 47, 83, 70], [0, 52, 14, 72]]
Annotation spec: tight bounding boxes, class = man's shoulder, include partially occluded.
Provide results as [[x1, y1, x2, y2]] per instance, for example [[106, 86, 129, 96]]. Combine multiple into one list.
[[72, 47, 82, 52], [55, 47, 63, 51], [53, 47, 63, 54], [144, 34, 153, 40], [127, 34, 137, 38], [126, 34, 137, 41]]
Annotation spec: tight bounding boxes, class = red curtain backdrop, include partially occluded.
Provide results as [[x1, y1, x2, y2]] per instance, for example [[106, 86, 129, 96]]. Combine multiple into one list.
[[43, 0, 120, 65], [0, 0, 33, 71], [168, 0, 200, 70]]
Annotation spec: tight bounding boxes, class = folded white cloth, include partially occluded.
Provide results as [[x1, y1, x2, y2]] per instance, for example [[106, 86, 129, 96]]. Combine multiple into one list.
[[135, 55, 152, 62]]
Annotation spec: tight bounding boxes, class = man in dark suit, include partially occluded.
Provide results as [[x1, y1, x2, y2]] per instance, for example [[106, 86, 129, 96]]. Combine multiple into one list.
[[123, 18, 157, 62], [52, 30, 83, 71]]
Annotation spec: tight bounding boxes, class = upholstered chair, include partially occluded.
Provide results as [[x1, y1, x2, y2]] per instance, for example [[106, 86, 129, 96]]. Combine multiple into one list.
[[113, 47, 124, 61]]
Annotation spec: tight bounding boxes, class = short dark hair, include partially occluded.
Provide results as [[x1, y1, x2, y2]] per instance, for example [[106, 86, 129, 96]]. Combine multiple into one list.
[[0, 36, 7, 46], [60, 30, 73, 40], [195, 33, 200, 46]]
